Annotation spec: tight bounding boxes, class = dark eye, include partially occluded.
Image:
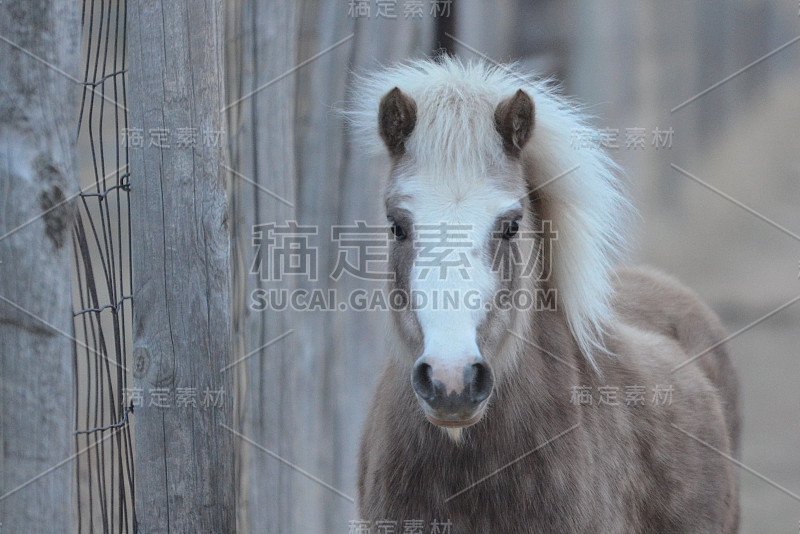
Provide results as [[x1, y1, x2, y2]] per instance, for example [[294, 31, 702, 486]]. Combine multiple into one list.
[[390, 220, 407, 241], [502, 220, 520, 239]]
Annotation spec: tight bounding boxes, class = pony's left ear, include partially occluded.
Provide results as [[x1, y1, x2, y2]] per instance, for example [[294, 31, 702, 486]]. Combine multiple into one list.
[[378, 87, 417, 156], [494, 89, 535, 157]]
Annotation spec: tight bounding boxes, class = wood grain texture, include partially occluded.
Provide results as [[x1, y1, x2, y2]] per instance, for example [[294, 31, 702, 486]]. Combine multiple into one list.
[[226, 2, 435, 531], [227, 1, 300, 532], [127, 0, 234, 531], [0, 1, 81, 532]]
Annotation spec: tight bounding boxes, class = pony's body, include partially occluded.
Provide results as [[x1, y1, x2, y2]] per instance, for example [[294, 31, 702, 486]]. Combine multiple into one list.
[[358, 267, 740, 533], [350, 59, 740, 533]]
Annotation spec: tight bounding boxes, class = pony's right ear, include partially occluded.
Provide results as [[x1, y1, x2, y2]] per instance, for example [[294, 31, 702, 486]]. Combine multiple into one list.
[[378, 87, 417, 156], [494, 89, 535, 157]]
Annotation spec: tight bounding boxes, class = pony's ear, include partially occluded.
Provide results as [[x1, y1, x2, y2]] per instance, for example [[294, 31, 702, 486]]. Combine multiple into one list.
[[378, 87, 417, 156], [494, 89, 535, 157]]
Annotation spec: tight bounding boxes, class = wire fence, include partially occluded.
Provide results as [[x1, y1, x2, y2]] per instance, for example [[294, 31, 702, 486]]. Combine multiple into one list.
[[72, 0, 135, 531]]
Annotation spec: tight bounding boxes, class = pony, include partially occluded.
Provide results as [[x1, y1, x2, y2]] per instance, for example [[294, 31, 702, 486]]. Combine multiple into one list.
[[348, 58, 740, 533]]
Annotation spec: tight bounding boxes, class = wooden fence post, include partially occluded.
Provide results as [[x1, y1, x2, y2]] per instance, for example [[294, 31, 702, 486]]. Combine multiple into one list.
[[225, 2, 434, 530], [0, 1, 81, 532], [127, 0, 234, 530]]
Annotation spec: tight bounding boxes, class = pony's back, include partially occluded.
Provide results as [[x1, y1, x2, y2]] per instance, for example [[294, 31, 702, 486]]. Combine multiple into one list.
[[613, 265, 741, 531]]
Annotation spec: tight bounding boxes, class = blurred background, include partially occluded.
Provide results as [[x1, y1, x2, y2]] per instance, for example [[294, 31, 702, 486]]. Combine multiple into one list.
[[65, 0, 800, 531]]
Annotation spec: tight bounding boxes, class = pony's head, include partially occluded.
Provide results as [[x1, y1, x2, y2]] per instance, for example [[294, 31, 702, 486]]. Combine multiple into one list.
[[349, 58, 631, 431]]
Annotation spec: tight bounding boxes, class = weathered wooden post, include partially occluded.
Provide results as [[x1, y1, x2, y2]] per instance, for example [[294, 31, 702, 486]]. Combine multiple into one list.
[[127, 0, 234, 530], [225, 1, 435, 530], [0, 1, 81, 532]]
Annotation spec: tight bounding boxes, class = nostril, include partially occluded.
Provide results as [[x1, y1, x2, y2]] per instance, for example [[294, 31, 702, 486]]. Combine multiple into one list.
[[469, 361, 494, 404], [412, 361, 435, 401]]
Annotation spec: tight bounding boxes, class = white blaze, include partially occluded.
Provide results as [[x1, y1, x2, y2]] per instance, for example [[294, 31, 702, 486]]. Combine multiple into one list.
[[398, 174, 522, 364]]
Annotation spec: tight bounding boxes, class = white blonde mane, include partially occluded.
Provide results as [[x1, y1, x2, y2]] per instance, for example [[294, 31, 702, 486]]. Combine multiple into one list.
[[347, 57, 633, 370]]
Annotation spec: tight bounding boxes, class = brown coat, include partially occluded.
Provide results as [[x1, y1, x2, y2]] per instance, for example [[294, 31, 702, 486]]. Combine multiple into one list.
[[358, 266, 740, 533]]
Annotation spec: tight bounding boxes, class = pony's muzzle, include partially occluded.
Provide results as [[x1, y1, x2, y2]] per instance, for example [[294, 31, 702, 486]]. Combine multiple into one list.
[[411, 355, 494, 427]]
